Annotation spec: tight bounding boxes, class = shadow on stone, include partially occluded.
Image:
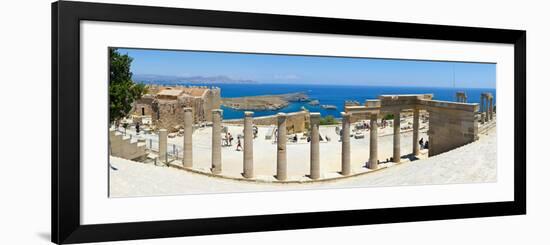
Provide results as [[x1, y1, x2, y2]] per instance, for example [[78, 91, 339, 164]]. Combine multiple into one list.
[[403, 153, 420, 161]]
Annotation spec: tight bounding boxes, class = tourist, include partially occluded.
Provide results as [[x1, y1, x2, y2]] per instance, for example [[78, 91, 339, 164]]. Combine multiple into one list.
[[135, 122, 140, 135], [228, 132, 234, 146], [223, 132, 229, 146], [236, 138, 242, 151], [424, 140, 429, 149], [293, 134, 298, 142], [419, 137, 424, 149]]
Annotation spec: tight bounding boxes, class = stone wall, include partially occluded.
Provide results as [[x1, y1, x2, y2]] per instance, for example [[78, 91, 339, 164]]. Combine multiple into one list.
[[224, 111, 310, 134], [131, 86, 222, 131], [420, 100, 479, 156], [133, 95, 155, 117]]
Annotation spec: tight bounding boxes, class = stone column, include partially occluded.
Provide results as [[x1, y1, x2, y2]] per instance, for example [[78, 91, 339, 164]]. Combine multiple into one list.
[[484, 96, 489, 123], [340, 112, 351, 176], [211, 109, 223, 174], [309, 112, 321, 179], [276, 113, 287, 181], [393, 111, 401, 163], [183, 107, 193, 168], [368, 113, 378, 169], [489, 97, 494, 121], [243, 111, 254, 178], [412, 108, 420, 156], [159, 129, 167, 163], [479, 94, 485, 123]]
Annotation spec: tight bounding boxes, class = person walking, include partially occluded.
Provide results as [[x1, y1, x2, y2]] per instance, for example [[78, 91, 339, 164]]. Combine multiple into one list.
[[236, 137, 243, 151]]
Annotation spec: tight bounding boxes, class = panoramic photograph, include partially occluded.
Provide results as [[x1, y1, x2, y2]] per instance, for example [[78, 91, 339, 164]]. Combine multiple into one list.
[[107, 47, 497, 198]]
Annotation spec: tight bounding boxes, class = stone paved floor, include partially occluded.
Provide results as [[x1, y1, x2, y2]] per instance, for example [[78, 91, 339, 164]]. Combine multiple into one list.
[[109, 126, 496, 197]]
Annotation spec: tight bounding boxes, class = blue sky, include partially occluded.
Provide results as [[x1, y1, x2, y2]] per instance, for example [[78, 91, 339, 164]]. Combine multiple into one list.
[[117, 48, 496, 89]]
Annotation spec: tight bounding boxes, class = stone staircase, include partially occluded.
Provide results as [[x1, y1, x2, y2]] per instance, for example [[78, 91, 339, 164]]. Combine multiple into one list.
[[109, 129, 147, 161], [478, 116, 496, 135]]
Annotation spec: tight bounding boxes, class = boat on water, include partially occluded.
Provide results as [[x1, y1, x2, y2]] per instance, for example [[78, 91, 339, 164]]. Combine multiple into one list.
[[321, 104, 337, 110], [308, 99, 320, 106]]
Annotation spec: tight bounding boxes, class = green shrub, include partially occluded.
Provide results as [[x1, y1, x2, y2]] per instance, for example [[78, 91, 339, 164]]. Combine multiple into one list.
[[319, 115, 338, 125]]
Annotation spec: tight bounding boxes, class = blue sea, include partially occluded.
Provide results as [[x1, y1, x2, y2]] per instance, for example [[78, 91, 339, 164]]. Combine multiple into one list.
[[148, 82, 496, 119]]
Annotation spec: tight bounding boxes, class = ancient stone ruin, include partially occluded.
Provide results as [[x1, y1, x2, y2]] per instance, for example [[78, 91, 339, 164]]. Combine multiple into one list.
[[112, 91, 496, 183], [346, 94, 479, 157], [456, 91, 467, 103], [132, 85, 221, 131]]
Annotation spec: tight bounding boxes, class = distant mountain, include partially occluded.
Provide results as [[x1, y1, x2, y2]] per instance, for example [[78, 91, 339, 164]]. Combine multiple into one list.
[[132, 74, 258, 84]]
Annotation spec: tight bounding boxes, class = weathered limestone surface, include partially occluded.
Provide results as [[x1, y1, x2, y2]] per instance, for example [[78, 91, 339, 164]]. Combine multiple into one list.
[[378, 94, 433, 112], [427, 106, 478, 156], [393, 111, 401, 163], [183, 108, 193, 168], [412, 108, 420, 156], [276, 113, 287, 180], [109, 129, 147, 161], [243, 111, 254, 178], [456, 91, 467, 103], [159, 129, 167, 163], [310, 112, 321, 179], [132, 86, 222, 131], [340, 112, 351, 176], [368, 113, 379, 169], [347, 95, 479, 161], [489, 97, 493, 120], [211, 109, 222, 174]]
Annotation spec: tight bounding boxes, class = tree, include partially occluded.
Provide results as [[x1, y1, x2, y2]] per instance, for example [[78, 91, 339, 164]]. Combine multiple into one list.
[[319, 115, 338, 125], [383, 114, 394, 120], [109, 48, 146, 123]]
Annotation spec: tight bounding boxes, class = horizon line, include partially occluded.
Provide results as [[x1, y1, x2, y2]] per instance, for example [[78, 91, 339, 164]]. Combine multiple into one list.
[[134, 80, 496, 90]]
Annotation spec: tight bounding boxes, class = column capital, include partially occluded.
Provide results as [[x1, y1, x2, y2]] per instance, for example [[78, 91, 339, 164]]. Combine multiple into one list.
[[183, 107, 193, 112], [244, 111, 254, 117], [310, 112, 321, 123]]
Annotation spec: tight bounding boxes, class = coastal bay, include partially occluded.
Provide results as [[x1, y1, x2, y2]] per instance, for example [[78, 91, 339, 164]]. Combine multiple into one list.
[[221, 92, 308, 111], [143, 82, 496, 119]]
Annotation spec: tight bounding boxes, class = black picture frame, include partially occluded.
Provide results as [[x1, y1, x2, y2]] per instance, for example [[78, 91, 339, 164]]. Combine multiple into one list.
[[52, 1, 526, 244]]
